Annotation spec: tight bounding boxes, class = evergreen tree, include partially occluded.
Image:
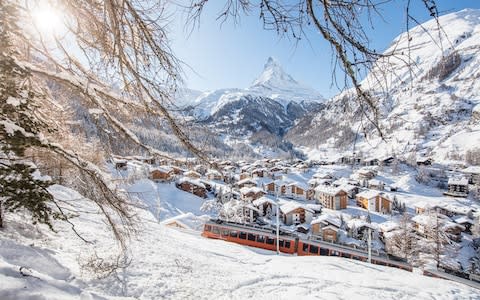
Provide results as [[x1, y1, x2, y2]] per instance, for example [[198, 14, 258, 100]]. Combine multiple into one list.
[[0, 2, 55, 228]]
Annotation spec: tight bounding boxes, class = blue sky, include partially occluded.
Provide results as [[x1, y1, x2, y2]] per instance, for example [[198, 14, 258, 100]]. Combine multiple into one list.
[[170, 1, 480, 97]]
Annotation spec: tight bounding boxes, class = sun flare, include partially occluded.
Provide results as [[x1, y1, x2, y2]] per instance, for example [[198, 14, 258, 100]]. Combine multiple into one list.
[[31, 2, 64, 37]]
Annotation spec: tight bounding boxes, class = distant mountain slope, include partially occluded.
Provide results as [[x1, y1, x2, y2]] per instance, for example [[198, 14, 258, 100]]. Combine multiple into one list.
[[287, 8, 480, 164]]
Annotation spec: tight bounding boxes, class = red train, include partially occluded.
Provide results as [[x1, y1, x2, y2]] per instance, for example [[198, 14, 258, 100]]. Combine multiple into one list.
[[202, 220, 412, 272]]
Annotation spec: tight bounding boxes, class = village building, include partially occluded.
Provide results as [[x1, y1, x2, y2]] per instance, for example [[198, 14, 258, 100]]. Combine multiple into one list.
[[239, 172, 250, 180], [149, 166, 173, 182], [236, 178, 258, 189], [112, 157, 128, 170], [243, 204, 260, 223], [175, 177, 207, 198], [311, 215, 342, 242], [417, 157, 433, 166], [367, 179, 385, 191], [206, 169, 223, 181], [251, 168, 267, 178], [414, 202, 431, 215], [170, 166, 185, 175], [279, 202, 314, 225], [252, 196, 277, 218], [444, 177, 469, 197], [240, 187, 266, 202], [286, 181, 308, 200], [461, 166, 480, 185], [355, 190, 392, 214], [314, 186, 348, 210], [184, 170, 202, 179]]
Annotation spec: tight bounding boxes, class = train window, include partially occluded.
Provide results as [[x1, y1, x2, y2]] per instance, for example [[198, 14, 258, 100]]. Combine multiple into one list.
[[320, 248, 328, 255], [239, 232, 247, 239], [222, 230, 229, 236], [247, 233, 256, 241], [212, 227, 220, 234], [302, 243, 309, 252], [257, 235, 265, 243], [205, 225, 211, 231], [341, 253, 350, 258], [266, 237, 275, 245], [309, 245, 319, 254], [229, 231, 238, 238], [285, 241, 291, 248], [279, 240, 284, 247]]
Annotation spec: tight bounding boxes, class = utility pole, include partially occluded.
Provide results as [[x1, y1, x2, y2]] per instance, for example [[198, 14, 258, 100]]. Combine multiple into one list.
[[276, 198, 280, 255], [367, 227, 372, 264]]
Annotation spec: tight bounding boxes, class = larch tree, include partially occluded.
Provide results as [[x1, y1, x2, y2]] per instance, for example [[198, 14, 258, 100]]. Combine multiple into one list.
[[0, 0, 207, 247]]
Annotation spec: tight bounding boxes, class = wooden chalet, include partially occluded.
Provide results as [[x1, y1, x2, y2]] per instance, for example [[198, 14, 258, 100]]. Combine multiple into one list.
[[149, 167, 173, 182], [368, 179, 385, 191], [314, 186, 348, 210], [175, 177, 207, 198], [355, 190, 392, 214], [286, 181, 308, 200], [461, 166, 480, 185], [236, 178, 257, 189], [206, 169, 223, 181], [279, 202, 314, 225], [311, 215, 342, 242], [240, 187, 266, 202], [417, 157, 433, 166], [184, 170, 202, 179], [444, 177, 469, 197], [252, 197, 277, 218], [112, 157, 128, 170]]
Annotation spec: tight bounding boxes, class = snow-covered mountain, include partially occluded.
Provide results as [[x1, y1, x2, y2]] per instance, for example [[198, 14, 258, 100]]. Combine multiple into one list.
[[287, 9, 480, 164], [184, 57, 325, 121]]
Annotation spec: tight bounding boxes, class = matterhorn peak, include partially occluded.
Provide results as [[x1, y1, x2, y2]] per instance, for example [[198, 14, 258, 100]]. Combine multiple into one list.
[[252, 57, 298, 88]]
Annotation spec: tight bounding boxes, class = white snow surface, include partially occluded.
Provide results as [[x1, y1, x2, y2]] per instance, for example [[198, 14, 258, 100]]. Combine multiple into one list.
[[1, 183, 479, 299]]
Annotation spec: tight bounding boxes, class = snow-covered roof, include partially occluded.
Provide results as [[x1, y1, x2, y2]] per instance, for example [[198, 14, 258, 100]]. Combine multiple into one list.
[[448, 177, 469, 186], [314, 185, 345, 196], [240, 186, 265, 195], [184, 170, 201, 177], [237, 178, 257, 185], [161, 212, 205, 230], [252, 196, 277, 207], [453, 215, 475, 225], [462, 166, 480, 174], [177, 177, 206, 188], [206, 169, 222, 176], [151, 166, 173, 173], [356, 189, 379, 199], [280, 202, 314, 215], [311, 214, 341, 228], [411, 214, 435, 226], [368, 179, 384, 186], [378, 221, 400, 233], [287, 181, 309, 190]]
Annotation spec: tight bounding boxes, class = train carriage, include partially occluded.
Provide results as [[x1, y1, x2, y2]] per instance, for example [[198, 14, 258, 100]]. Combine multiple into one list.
[[202, 220, 412, 272], [202, 221, 297, 254]]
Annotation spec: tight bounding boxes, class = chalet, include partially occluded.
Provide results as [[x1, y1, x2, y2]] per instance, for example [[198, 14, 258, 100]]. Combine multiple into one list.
[[184, 170, 202, 179], [175, 177, 207, 198], [216, 189, 240, 203], [286, 181, 308, 200], [308, 178, 333, 188], [273, 179, 289, 196], [251, 168, 267, 178], [444, 177, 469, 197], [149, 167, 173, 182], [263, 180, 275, 194], [356, 169, 376, 180], [206, 169, 223, 181], [311, 215, 341, 242], [252, 196, 277, 217], [347, 218, 376, 240], [239, 172, 250, 180], [135, 156, 155, 165], [314, 186, 348, 210], [306, 188, 315, 201], [355, 190, 392, 214], [368, 179, 385, 191], [295, 163, 309, 173], [243, 204, 260, 223], [461, 166, 480, 185], [414, 202, 431, 215], [279, 202, 314, 225], [453, 215, 475, 234], [240, 187, 266, 202], [236, 178, 257, 189]]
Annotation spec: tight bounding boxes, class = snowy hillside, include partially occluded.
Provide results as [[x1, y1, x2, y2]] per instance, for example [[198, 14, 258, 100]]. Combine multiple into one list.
[[288, 9, 480, 164], [1, 183, 478, 299]]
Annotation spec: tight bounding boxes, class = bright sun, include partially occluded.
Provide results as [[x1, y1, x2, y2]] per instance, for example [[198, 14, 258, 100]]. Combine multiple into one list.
[[31, 2, 64, 37]]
